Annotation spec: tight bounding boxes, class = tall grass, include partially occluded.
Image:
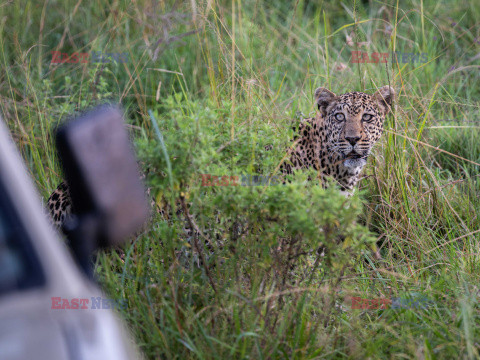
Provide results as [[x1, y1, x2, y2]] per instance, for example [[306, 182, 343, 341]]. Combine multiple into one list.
[[1, 0, 480, 358]]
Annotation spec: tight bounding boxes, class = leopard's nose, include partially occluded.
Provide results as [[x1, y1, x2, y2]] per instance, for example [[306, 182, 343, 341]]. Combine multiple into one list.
[[345, 136, 361, 146]]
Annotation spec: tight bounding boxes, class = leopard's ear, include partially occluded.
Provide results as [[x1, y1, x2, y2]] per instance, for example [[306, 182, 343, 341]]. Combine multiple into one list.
[[314, 87, 337, 116], [373, 85, 395, 115]]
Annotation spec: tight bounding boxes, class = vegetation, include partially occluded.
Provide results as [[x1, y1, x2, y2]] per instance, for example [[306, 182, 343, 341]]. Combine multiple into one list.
[[1, 0, 480, 358]]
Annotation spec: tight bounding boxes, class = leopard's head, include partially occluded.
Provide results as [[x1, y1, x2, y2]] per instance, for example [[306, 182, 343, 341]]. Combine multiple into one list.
[[315, 86, 394, 169]]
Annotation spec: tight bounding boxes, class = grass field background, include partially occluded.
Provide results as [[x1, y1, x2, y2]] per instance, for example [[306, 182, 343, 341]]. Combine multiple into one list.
[[1, 0, 480, 358]]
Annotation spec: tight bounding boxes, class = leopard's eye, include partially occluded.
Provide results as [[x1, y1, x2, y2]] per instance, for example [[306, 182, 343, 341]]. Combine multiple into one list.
[[362, 114, 373, 122], [334, 113, 345, 121]]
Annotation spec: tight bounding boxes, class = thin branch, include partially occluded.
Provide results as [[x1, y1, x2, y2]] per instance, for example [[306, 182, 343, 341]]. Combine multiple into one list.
[[179, 196, 217, 293]]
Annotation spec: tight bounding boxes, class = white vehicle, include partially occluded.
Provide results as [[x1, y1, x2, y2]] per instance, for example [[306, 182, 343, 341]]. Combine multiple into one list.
[[0, 108, 147, 360]]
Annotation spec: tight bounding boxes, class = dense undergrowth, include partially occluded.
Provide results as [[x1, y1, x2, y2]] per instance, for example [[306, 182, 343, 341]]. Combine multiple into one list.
[[1, 0, 480, 358]]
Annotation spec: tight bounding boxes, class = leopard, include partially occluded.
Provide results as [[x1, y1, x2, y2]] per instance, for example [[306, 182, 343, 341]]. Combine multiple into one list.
[[46, 85, 394, 263], [48, 180, 73, 229], [280, 85, 394, 192], [278, 85, 394, 261]]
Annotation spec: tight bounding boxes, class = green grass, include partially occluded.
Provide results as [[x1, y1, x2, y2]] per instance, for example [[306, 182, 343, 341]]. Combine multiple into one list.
[[2, 0, 480, 358]]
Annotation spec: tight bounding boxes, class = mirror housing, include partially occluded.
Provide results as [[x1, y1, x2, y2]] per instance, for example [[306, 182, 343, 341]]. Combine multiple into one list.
[[55, 105, 150, 275]]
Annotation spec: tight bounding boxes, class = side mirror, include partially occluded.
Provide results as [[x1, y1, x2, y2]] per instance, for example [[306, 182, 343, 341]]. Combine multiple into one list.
[[55, 105, 150, 276]]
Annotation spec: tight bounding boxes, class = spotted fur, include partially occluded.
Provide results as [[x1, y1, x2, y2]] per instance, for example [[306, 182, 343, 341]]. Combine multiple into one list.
[[47, 181, 73, 228], [280, 85, 394, 192]]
